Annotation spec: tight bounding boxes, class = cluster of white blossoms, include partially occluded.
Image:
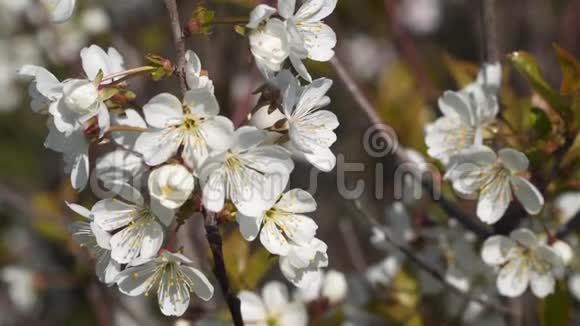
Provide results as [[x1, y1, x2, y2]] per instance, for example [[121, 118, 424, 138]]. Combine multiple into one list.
[[18, 0, 339, 319], [247, 0, 337, 82], [425, 64, 571, 299]]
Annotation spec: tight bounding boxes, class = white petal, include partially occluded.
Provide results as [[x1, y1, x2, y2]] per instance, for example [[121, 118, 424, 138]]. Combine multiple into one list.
[[182, 266, 214, 301], [95, 251, 120, 284], [510, 229, 538, 248], [262, 281, 289, 312], [568, 274, 580, 301], [66, 201, 91, 218], [477, 176, 512, 224], [476, 62, 502, 93], [275, 189, 317, 213], [322, 270, 348, 303], [499, 148, 529, 172], [237, 213, 263, 241], [43, 0, 77, 23], [80, 45, 114, 80], [278, 0, 296, 19], [497, 258, 529, 297], [183, 88, 219, 117], [246, 4, 277, 29], [279, 302, 308, 325], [134, 129, 181, 166], [298, 23, 336, 61], [91, 198, 137, 231], [438, 90, 473, 125], [295, 0, 336, 23], [510, 176, 544, 215], [230, 126, 267, 152], [90, 222, 112, 249], [289, 54, 312, 82], [140, 221, 164, 258], [202, 170, 226, 213], [481, 235, 515, 265], [530, 272, 555, 298], [239, 291, 267, 323], [110, 109, 147, 150], [150, 197, 176, 227], [71, 151, 89, 191], [18, 65, 61, 99], [116, 262, 157, 296], [551, 240, 574, 265], [303, 147, 336, 172], [260, 221, 290, 255], [143, 93, 184, 128]]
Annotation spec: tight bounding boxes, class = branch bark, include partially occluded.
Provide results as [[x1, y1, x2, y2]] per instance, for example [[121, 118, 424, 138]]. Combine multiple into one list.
[[330, 57, 493, 239], [204, 212, 244, 326], [164, 0, 188, 95], [481, 0, 499, 62]]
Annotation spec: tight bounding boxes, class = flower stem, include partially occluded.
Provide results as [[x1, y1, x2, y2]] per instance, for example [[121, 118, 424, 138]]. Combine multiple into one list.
[[100, 66, 156, 84], [210, 17, 249, 25], [106, 125, 148, 133]]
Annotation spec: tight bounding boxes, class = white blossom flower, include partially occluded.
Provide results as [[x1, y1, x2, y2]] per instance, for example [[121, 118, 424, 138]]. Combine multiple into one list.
[[278, 71, 339, 171], [116, 250, 214, 317], [568, 274, 580, 302], [278, 0, 338, 82], [239, 281, 308, 326], [134, 90, 233, 170], [200, 126, 294, 217], [148, 164, 195, 210], [237, 188, 317, 255], [279, 237, 329, 288], [184, 50, 214, 92], [91, 191, 174, 264], [247, 13, 290, 79], [247, 0, 337, 82], [445, 145, 544, 224], [67, 202, 121, 284], [41, 0, 76, 23], [0, 266, 37, 313], [481, 229, 564, 298], [294, 269, 347, 304], [425, 63, 501, 165], [48, 44, 124, 135]]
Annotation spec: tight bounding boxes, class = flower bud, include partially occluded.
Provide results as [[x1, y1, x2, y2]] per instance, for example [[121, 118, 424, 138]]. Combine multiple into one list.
[[148, 164, 195, 209], [63, 79, 100, 115], [248, 19, 290, 72]]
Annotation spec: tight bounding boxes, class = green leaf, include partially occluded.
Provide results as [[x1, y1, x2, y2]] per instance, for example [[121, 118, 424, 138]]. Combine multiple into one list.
[[530, 107, 552, 139], [540, 281, 570, 326], [234, 25, 246, 37], [507, 51, 570, 120], [553, 44, 580, 95]]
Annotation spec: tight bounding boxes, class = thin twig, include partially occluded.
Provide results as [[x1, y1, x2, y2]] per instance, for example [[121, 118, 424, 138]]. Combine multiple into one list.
[[348, 200, 518, 317], [203, 211, 244, 326], [329, 56, 493, 239], [164, 0, 188, 95]]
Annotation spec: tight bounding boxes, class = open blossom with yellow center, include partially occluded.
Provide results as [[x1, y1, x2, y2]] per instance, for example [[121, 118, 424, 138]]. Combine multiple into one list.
[[135, 89, 234, 170], [276, 71, 339, 172], [116, 250, 214, 317], [237, 188, 318, 256], [91, 190, 174, 264], [445, 145, 544, 224], [481, 229, 565, 298], [201, 126, 295, 217], [425, 63, 501, 165]]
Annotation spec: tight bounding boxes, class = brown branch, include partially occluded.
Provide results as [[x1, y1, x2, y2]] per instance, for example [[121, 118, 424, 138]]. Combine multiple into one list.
[[481, 0, 499, 62], [330, 57, 493, 238], [348, 201, 518, 317], [203, 211, 244, 326], [164, 0, 188, 95]]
